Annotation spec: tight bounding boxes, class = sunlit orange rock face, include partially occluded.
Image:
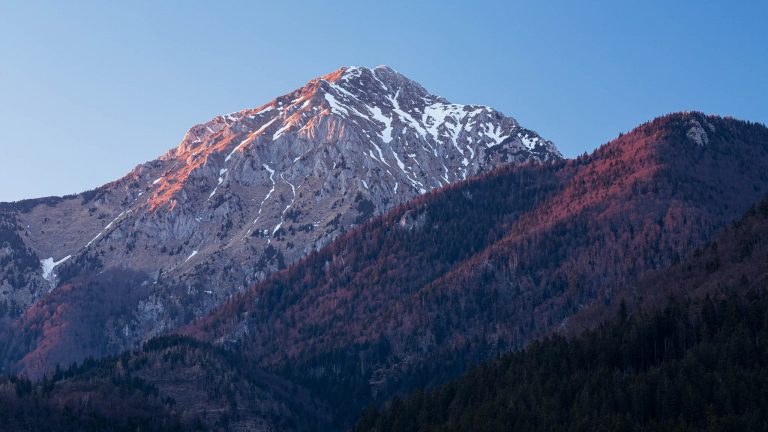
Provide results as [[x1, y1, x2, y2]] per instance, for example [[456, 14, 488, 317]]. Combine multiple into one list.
[[145, 69, 362, 212], [0, 65, 559, 377]]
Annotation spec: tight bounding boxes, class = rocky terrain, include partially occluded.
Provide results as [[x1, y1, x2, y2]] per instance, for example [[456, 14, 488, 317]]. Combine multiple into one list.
[[0, 65, 560, 377]]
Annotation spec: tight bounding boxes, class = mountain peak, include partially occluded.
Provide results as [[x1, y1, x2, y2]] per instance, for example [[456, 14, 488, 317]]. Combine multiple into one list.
[[313, 64, 440, 105], [332, 64, 406, 82], [156, 65, 559, 209]]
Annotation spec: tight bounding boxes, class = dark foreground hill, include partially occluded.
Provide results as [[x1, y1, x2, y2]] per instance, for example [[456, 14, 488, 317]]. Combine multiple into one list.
[[356, 288, 768, 432]]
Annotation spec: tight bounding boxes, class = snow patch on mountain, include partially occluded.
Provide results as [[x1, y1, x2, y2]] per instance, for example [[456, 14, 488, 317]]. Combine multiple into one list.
[[40, 255, 71, 285]]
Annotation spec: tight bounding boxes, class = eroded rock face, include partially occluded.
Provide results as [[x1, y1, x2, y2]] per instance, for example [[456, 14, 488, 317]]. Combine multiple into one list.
[[0, 65, 561, 376], [686, 117, 714, 146]]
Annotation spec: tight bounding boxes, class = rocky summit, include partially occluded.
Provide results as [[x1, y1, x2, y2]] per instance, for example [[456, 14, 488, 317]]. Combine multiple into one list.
[[0, 65, 560, 376]]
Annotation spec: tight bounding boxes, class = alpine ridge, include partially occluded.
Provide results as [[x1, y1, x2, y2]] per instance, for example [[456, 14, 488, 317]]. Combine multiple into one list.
[[0, 65, 560, 377]]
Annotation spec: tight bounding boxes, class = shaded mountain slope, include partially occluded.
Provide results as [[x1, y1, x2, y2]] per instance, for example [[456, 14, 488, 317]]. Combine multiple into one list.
[[1, 269, 157, 376]]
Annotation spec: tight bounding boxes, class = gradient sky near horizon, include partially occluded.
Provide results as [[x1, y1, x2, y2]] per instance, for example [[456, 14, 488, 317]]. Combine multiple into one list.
[[0, 1, 766, 201]]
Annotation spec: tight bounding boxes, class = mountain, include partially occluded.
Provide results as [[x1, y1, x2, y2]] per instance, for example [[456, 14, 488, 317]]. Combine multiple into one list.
[[185, 112, 768, 423], [0, 65, 559, 377], [1, 112, 766, 431]]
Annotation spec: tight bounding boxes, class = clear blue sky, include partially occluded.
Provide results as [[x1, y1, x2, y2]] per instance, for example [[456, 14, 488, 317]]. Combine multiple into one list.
[[1, 1, 766, 201]]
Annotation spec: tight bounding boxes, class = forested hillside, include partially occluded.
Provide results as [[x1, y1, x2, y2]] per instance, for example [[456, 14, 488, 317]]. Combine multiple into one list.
[[0, 336, 333, 432], [356, 291, 768, 431], [355, 195, 768, 431]]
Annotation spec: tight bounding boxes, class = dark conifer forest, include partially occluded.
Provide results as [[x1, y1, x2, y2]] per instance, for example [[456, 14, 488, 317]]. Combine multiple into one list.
[[355, 291, 768, 432]]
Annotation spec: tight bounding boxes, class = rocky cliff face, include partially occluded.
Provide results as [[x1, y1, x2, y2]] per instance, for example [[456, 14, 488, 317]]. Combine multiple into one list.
[[0, 65, 560, 376]]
